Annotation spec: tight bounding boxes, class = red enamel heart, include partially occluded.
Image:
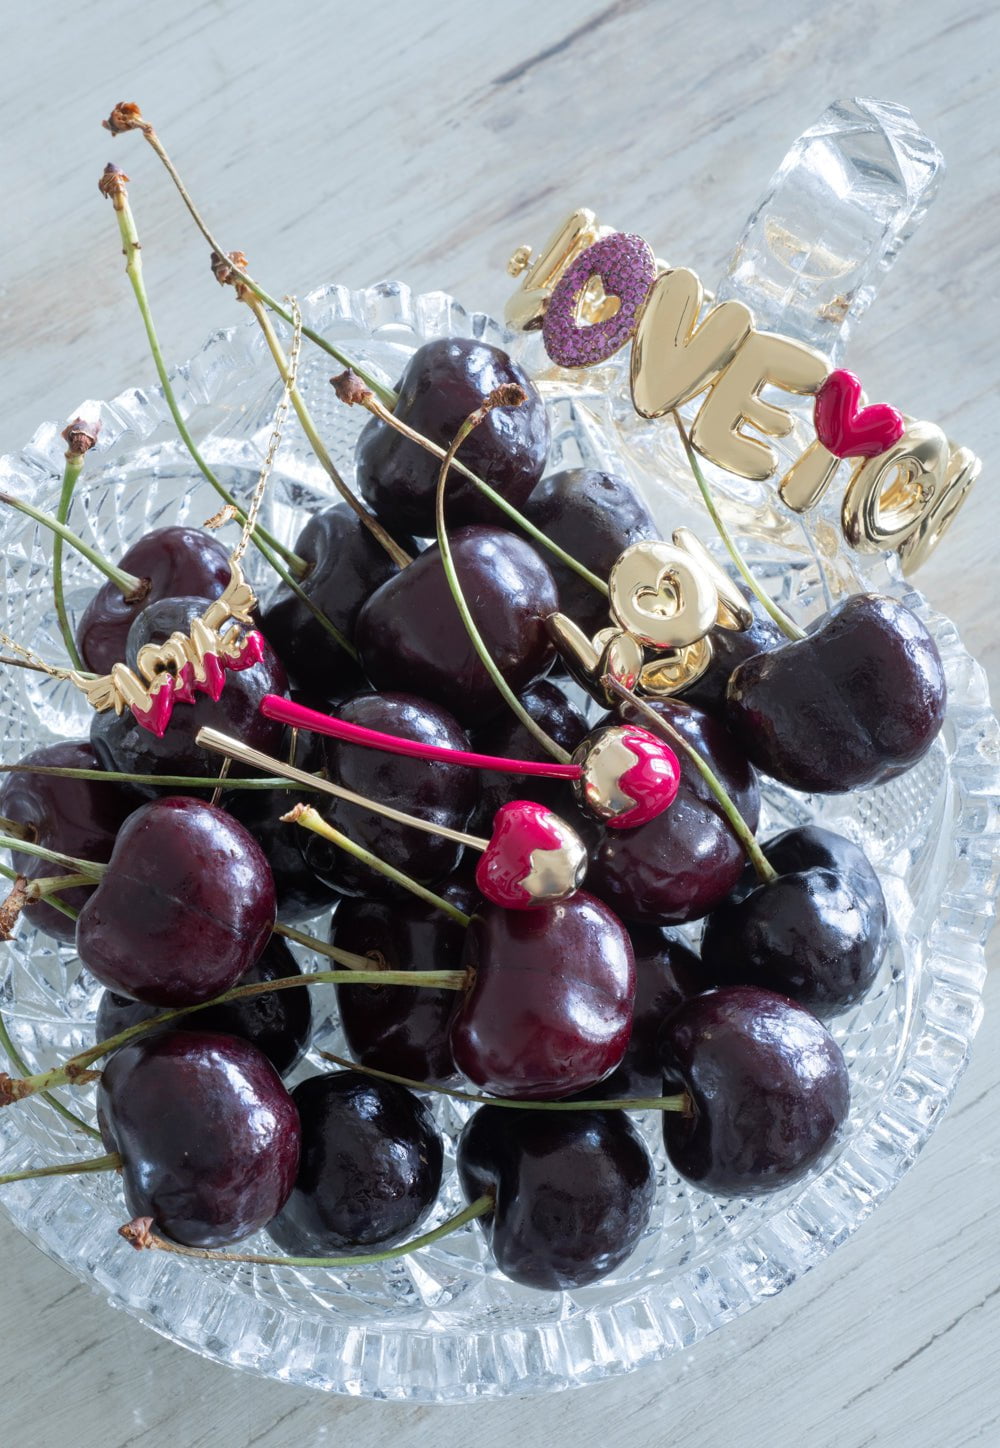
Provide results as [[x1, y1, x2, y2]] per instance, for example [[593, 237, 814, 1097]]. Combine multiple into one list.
[[814, 369, 905, 460], [475, 800, 587, 910]]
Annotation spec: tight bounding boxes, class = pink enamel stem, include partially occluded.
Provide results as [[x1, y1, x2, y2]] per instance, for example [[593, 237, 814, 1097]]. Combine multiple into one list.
[[260, 695, 583, 779]]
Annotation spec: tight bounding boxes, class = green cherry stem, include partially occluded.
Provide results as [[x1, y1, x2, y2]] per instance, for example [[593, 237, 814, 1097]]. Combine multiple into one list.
[[671, 409, 806, 643], [270, 921, 374, 971], [284, 805, 472, 926], [0, 965, 469, 1107], [120, 1193, 494, 1266], [0, 1151, 121, 1187], [241, 295, 411, 571], [0, 1008, 100, 1138], [52, 428, 94, 671], [0, 833, 106, 882], [604, 675, 777, 884], [104, 105, 397, 408], [0, 490, 144, 601], [334, 370, 609, 598], [434, 393, 571, 764], [25, 873, 93, 900], [0, 763, 314, 791], [319, 1052, 690, 1114], [98, 165, 305, 577], [0, 861, 78, 925]]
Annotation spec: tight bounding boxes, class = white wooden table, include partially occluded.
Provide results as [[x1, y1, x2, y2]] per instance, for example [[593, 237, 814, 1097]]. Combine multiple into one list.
[[2, 3, 998, 1444]]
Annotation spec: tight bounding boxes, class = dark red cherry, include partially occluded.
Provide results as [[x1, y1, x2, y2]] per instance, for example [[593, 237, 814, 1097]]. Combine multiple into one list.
[[457, 1105, 655, 1290], [259, 505, 412, 694], [0, 741, 141, 943], [726, 593, 947, 792], [659, 986, 850, 1195], [76, 796, 276, 1006], [331, 876, 479, 1084], [89, 601, 288, 784], [700, 826, 888, 1017], [77, 526, 233, 675], [355, 338, 550, 536], [300, 692, 479, 899], [266, 1070, 443, 1255], [95, 934, 311, 1076], [520, 469, 657, 635], [98, 1030, 300, 1247], [469, 678, 590, 835], [450, 892, 634, 1099], [681, 599, 785, 718], [587, 699, 760, 924], [222, 730, 340, 923], [355, 526, 558, 728], [582, 925, 703, 1099]]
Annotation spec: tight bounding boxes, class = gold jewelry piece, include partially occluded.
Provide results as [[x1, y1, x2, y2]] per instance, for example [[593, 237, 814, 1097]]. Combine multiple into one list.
[[503, 210, 979, 568]]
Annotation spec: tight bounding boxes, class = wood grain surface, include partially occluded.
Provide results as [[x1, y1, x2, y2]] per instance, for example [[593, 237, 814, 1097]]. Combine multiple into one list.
[[1, 2, 998, 1444]]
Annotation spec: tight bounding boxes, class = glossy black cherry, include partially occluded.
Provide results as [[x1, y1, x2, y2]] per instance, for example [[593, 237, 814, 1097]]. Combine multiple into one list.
[[450, 892, 634, 1099], [469, 678, 589, 835], [0, 741, 141, 943], [457, 1106, 655, 1290], [700, 825, 888, 1016], [726, 593, 947, 792], [520, 469, 657, 635], [355, 338, 550, 536], [587, 698, 760, 924], [331, 876, 478, 1084], [76, 796, 276, 1006], [356, 526, 558, 728], [299, 692, 479, 899], [98, 1030, 300, 1248], [681, 599, 785, 718], [77, 526, 233, 675], [266, 1070, 443, 1255], [259, 504, 411, 693], [659, 986, 850, 1195]]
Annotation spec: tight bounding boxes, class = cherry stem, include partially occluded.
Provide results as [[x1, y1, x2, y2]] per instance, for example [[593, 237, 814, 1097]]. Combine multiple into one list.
[[195, 728, 486, 855], [113, 110, 397, 408], [603, 676, 778, 884], [0, 817, 31, 842], [242, 296, 411, 572], [271, 921, 374, 971], [25, 873, 93, 900], [52, 452, 87, 670], [283, 805, 472, 926], [335, 373, 609, 597], [0, 763, 312, 791], [0, 490, 143, 600], [1, 966, 469, 1106], [101, 170, 307, 578], [319, 1052, 690, 1113], [0, 1008, 100, 1138], [120, 1193, 494, 1267], [0, 833, 106, 881], [0, 861, 78, 924], [434, 396, 572, 765], [671, 410, 806, 643], [0, 1151, 121, 1187], [260, 695, 582, 779]]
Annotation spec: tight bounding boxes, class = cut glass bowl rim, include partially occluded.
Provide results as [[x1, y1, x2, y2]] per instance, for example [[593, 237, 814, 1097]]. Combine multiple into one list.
[[0, 280, 998, 1401]]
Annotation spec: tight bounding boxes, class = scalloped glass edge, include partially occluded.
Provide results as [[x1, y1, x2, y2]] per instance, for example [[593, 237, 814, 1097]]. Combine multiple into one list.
[[0, 281, 997, 1402]]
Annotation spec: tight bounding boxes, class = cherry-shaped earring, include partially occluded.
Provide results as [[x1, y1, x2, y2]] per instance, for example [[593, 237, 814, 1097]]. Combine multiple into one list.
[[195, 727, 594, 911], [257, 695, 681, 831]]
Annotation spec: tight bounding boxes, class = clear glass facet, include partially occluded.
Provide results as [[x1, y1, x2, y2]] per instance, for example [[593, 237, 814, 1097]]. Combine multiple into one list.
[[716, 97, 944, 361]]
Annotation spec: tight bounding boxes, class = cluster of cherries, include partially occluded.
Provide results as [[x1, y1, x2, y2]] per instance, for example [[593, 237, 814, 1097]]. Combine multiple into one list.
[[0, 328, 947, 1293]]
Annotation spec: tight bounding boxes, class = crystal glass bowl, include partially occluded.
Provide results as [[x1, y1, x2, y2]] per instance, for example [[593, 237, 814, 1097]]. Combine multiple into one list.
[[1, 284, 997, 1401]]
